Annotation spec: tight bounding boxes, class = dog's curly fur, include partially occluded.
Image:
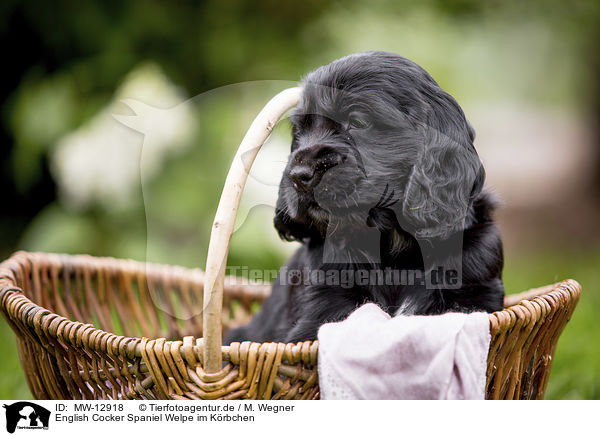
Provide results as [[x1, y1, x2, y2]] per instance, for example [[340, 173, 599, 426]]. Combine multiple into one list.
[[225, 51, 504, 344]]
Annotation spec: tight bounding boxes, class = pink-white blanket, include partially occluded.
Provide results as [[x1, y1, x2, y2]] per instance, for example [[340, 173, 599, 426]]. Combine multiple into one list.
[[317, 303, 490, 399]]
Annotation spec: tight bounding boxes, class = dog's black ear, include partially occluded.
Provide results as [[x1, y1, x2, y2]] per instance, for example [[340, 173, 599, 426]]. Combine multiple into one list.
[[401, 127, 484, 240], [274, 209, 312, 242], [466, 121, 476, 142]]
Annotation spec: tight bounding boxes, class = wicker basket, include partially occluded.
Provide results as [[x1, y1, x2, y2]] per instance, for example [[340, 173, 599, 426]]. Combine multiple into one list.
[[0, 88, 582, 400]]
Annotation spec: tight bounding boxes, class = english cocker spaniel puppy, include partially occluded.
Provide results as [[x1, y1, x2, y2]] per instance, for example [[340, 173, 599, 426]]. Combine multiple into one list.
[[225, 51, 504, 344]]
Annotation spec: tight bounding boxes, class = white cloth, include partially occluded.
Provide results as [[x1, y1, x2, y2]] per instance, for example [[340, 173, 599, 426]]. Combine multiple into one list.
[[317, 303, 490, 400]]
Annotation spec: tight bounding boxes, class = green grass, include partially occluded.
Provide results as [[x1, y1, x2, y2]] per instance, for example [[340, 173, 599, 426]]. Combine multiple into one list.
[[503, 248, 600, 399], [0, 320, 33, 400], [0, 248, 598, 399]]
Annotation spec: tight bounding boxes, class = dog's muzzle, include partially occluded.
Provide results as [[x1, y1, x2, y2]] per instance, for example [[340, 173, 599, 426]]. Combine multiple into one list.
[[289, 145, 345, 193]]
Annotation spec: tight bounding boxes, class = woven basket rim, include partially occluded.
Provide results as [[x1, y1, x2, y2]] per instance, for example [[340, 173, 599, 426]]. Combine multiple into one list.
[[0, 250, 581, 365]]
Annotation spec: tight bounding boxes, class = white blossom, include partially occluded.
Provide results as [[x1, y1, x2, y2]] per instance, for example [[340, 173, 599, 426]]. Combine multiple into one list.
[[51, 63, 195, 210]]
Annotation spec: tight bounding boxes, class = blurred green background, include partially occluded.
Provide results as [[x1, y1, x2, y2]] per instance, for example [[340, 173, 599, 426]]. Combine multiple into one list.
[[1, 0, 599, 399]]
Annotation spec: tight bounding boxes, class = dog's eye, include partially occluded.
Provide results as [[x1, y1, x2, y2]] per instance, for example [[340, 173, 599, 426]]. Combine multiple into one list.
[[348, 115, 370, 130]]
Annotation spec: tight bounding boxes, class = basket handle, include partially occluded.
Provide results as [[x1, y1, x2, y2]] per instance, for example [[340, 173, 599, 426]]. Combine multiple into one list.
[[202, 87, 302, 373]]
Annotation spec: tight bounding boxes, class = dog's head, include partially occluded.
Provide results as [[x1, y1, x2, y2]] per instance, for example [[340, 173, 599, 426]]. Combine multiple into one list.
[[274, 51, 484, 248]]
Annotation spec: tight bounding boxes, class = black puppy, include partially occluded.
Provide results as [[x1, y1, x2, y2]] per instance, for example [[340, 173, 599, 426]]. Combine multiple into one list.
[[225, 51, 504, 344]]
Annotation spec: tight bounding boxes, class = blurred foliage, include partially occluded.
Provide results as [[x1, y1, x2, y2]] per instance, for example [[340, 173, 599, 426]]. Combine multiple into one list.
[[0, 0, 599, 399]]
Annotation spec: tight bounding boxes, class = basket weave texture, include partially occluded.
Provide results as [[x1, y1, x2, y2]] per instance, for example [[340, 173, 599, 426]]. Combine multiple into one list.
[[0, 251, 580, 400]]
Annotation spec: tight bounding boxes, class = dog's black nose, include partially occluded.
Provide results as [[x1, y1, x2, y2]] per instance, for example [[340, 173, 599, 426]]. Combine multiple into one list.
[[289, 165, 314, 192], [289, 145, 344, 192]]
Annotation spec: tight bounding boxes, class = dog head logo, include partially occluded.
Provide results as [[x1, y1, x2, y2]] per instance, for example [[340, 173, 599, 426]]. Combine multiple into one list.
[[110, 80, 298, 316], [3, 402, 50, 433]]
